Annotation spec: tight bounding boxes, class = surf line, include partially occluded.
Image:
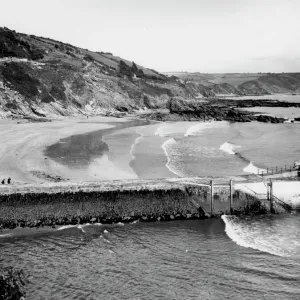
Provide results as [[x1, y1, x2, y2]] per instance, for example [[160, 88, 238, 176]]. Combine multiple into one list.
[[130, 131, 144, 160], [219, 141, 266, 175], [161, 138, 186, 177], [221, 215, 286, 257]]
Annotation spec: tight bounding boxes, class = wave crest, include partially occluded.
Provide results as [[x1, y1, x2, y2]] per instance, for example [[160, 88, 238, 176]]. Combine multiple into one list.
[[184, 121, 228, 137], [219, 142, 240, 155], [161, 138, 185, 177], [243, 162, 266, 174], [222, 215, 286, 257]]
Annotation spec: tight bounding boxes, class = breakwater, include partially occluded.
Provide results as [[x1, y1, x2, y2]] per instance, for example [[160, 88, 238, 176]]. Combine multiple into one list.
[[0, 179, 269, 230]]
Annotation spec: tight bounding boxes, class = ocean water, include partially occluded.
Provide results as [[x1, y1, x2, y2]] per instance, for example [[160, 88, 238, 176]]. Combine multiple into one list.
[[130, 121, 300, 178], [1, 217, 300, 299], [238, 107, 300, 119], [46, 120, 300, 179], [223, 94, 300, 103]]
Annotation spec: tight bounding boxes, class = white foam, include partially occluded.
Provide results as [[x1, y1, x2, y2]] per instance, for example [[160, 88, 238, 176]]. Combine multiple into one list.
[[104, 229, 109, 234], [161, 138, 183, 177], [57, 223, 91, 232], [154, 123, 191, 137], [222, 215, 286, 257], [117, 222, 125, 226], [243, 162, 266, 174], [57, 225, 78, 231], [184, 121, 228, 137], [130, 133, 144, 160], [77, 225, 86, 233], [219, 142, 240, 155], [0, 233, 12, 238]]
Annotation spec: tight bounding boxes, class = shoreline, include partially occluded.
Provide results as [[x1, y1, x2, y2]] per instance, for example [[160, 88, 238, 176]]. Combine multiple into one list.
[[0, 116, 150, 184]]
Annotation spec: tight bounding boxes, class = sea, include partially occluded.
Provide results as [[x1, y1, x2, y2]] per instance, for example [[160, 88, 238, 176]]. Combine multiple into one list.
[[1, 217, 300, 299], [1, 110, 300, 299]]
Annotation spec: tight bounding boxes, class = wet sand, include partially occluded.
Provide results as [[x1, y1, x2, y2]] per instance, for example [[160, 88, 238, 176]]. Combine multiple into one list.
[[0, 116, 136, 184]]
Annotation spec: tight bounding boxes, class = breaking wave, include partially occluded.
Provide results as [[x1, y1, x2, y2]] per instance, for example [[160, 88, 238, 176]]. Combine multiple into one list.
[[219, 142, 240, 155], [161, 138, 185, 177], [222, 215, 299, 257], [243, 162, 266, 174], [130, 134, 144, 160], [184, 121, 228, 137]]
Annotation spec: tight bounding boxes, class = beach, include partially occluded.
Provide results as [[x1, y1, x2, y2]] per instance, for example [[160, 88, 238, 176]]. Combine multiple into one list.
[[0, 116, 131, 184]]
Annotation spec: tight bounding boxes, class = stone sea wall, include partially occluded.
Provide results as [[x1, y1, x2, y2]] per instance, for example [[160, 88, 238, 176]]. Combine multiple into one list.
[[0, 182, 268, 229]]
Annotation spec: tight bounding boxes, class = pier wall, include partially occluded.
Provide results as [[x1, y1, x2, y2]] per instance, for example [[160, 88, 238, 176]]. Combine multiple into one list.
[[0, 180, 267, 229]]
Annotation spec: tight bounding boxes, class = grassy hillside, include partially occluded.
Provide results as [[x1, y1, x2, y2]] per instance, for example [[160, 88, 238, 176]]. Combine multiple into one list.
[[0, 27, 200, 119]]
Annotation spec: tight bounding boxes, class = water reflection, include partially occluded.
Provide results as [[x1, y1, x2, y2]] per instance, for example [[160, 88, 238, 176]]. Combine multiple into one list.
[[44, 120, 148, 168]]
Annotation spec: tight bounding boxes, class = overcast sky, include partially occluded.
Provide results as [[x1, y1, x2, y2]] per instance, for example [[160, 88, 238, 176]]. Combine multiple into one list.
[[1, 0, 299, 73]]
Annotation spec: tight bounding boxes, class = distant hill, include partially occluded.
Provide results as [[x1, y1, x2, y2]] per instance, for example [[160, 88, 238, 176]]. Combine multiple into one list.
[[164, 72, 300, 96]]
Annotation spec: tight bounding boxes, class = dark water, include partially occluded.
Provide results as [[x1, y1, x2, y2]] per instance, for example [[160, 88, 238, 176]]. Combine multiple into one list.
[[44, 120, 148, 168], [1, 216, 300, 299]]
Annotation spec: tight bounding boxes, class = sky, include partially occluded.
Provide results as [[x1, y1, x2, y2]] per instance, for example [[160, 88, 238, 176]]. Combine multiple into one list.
[[1, 0, 300, 73]]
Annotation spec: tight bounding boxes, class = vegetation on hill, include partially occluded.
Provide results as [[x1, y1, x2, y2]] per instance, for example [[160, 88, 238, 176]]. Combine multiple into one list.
[[0, 26, 300, 120]]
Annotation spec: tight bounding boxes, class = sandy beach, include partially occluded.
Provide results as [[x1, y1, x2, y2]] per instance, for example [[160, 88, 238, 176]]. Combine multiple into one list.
[[0, 116, 134, 184]]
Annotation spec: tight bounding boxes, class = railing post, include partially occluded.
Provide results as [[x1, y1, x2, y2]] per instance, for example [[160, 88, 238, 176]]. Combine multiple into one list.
[[210, 180, 214, 217], [230, 180, 233, 214], [270, 179, 274, 213]]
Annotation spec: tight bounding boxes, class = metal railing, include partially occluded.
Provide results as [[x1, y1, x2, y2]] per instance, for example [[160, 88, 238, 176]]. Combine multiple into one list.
[[240, 184, 293, 211], [258, 164, 298, 176]]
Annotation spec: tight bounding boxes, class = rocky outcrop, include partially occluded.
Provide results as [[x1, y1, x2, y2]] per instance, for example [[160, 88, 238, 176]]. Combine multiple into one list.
[[161, 97, 285, 123], [215, 99, 300, 108]]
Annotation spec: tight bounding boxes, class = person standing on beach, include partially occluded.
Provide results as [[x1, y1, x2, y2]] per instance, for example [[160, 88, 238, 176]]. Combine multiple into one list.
[[7, 177, 11, 184]]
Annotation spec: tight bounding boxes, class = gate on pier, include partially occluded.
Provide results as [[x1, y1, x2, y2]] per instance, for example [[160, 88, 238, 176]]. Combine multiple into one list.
[[183, 178, 293, 217]]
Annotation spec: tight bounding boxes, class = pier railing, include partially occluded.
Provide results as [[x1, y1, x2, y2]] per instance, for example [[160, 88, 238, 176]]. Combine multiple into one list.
[[258, 164, 298, 176], [238, 182, 293, 211]]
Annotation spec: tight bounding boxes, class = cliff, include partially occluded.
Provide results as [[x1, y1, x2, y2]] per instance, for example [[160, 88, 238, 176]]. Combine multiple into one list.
[[0, 27, 201, 119]]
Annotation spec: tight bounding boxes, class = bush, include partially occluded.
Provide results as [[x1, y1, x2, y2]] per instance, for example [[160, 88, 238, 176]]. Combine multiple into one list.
[[0, 267, 27, 300], [83, 54, 94, 62]]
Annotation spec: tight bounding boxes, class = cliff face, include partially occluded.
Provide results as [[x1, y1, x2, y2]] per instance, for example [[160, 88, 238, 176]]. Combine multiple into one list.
[[0, 27, 202, 119]]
